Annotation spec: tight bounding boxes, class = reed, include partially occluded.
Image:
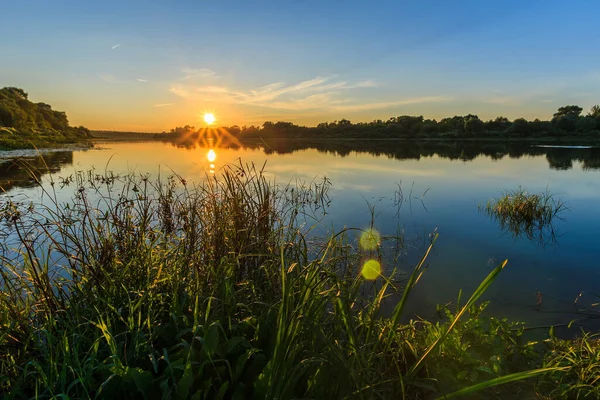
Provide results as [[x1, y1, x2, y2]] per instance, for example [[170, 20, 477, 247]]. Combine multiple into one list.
[[0, 163, 572, 399]]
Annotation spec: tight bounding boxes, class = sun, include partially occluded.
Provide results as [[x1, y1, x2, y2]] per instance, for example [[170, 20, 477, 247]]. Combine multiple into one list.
[[203, 113, 216, 125]]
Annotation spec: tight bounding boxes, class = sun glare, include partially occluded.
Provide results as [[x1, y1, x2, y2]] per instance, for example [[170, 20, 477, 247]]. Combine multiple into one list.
[[207, 149, 217, 163], [204, 113, 216, 125]]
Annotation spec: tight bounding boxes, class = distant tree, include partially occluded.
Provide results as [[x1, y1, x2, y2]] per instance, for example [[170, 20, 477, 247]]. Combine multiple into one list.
[[396, 116, 424, 135], [553, 105, 583, 118], [464, 116, 485, 135], [439, 116, 465, 133], [241, 125, 260, 136], [227, 125, 241, 136], [529, 118, 551, 136], [554, 115, 578, 132], [510, 118, 530, 136], [588, 105, 600, 118], [274, 121, 296, 129], [485, 116, 511, 132], [420, 119, 439, 135], [576, 117, 597, 133]]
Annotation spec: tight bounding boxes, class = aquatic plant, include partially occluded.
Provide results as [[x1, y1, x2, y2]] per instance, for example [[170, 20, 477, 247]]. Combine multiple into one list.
[[481, 187, 568, 245]]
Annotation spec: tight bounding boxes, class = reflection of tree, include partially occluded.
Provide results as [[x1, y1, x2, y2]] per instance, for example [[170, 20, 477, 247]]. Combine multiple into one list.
[[546, 149, 575, 170], [544, 148, 600, 171], [233, 139, 599, 171], [157, 133, 600, 171], [0, 151, 73, 192], [582, 149, 600, 170]]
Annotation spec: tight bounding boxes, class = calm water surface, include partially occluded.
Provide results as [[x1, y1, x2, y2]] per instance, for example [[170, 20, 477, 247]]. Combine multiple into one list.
[[2, 140, 600, 335]]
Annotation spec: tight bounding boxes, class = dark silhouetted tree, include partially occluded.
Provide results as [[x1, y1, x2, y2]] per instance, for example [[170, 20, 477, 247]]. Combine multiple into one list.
[[553, 105, 583, 118], [464, 116, 485, 135]]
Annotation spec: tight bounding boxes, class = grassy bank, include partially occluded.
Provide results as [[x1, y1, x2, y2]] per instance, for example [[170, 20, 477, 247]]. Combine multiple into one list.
[[0, 163, 597, 399], [0, 127, 91, 150]]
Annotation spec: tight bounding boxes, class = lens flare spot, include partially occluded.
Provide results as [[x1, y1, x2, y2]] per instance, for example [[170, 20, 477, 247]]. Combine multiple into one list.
[[359, 228, 380, 251], [361, 259, 381, 280], [207, 149, 217, 163]]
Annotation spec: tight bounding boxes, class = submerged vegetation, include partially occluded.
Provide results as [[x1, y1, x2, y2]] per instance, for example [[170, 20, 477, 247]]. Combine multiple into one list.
[[0, 87, 91, 150], [0, 163, 597, 398], [482, 187, 568, 244]]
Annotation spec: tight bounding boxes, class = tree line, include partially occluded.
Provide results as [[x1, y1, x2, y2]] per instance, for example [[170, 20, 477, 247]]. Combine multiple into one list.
[[163, 104, 600, 141]]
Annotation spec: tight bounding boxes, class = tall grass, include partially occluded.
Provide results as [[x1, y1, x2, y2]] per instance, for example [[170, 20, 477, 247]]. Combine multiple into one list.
[[0, 162, 565, 399]]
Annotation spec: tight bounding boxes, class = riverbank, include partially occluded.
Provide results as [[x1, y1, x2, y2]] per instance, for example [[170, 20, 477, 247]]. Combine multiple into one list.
[[0, 127, 92, 150], [0, 163, 598, 399]]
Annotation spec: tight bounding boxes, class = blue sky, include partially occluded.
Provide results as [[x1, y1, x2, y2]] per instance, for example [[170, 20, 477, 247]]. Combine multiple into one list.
[[1, 0, 599, 131]]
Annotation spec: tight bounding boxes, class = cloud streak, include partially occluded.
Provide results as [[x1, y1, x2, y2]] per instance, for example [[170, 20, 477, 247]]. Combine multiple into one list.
[[137, 78, 149, 83], [182, 67, 217, 79], [170, 74, 448, 112], [332, 97, 452, 112], [154, 103, 174, 107], [111, 44, 121, 50]]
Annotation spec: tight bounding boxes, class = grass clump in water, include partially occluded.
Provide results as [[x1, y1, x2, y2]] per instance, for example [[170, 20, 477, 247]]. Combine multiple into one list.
[[482, 187, 567, 244], [0, 163, 575, 399]]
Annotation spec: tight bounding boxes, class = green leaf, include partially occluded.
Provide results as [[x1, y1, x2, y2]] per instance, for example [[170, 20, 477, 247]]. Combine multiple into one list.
[[456, 371, 468, 380], [215, 382, 230, 400], [176, 362, 194, 400], [409, 259, 508, 376], [127, 367, 154, 399], [226, 336, 249, 355], [435, 367, 562, 399]]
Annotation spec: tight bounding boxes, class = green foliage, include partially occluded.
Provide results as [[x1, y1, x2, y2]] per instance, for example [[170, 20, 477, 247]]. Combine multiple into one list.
[[425, 301, 538, 395], [464, 116, 485, 135], [553, 105, 583, 118], [576, 116, 598, 133], [0, 87, 90, 149], [554, 115, 578, 132], [510, 118, 530, 136], [540, 332, 600, 399], [0, 163, 563, 399]]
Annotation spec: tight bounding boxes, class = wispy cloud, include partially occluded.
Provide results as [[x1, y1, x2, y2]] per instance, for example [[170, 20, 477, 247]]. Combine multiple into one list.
[[182, 67, 217, 79], [332, 97, 452, 112], [111, 44, 121, 50], [154, 103, 174, 107], [137, 78, 149, 83], [355, 80, 378, 88], [99, 74, 117, 83], [169, 74, 445, 112]]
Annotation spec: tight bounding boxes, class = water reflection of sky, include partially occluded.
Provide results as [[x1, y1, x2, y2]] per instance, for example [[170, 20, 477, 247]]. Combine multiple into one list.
[[2, 141, 600, 335]]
